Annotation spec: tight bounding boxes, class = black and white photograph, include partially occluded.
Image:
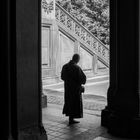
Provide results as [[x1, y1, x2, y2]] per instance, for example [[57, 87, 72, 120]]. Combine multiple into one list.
[[2, 0, 140, 140]]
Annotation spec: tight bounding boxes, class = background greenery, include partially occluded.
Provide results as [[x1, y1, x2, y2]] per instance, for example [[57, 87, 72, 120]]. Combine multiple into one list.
[[56, 0, 109, 47]]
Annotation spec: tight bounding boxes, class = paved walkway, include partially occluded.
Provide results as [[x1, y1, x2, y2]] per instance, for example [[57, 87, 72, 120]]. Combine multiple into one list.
[[42, 90, 138, 140], [43, 88, 107, 111], [42, 104, 138, 140]]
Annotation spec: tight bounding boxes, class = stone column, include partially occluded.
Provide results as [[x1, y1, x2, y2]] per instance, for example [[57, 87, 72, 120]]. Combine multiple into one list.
[[42, 0, 58, 105], [74, 40, 80, 54], [42, 0, 60, 79], [16, 0, 47, 139], [92, 54, 98, 74], [101, 0, 140, 138], [52, 22, 61, 78], [75, 41, 83, 67]]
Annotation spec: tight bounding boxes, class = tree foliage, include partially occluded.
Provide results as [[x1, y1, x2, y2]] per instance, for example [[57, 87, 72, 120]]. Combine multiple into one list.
[[56, 0, 109, 47]]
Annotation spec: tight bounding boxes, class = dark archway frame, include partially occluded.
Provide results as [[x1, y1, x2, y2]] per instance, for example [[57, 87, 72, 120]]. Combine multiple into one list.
[[101, 0, 140, 138], [1, 0, 140, 139]]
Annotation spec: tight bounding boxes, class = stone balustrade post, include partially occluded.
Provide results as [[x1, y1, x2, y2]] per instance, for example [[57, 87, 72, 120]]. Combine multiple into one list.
[[92, 54, 98, 74]]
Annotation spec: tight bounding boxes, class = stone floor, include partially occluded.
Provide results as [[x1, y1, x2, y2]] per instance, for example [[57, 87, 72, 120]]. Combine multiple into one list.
[[43, 87, 107, 111], [42, 82, 139, 140], [42, 103, 139, 140]]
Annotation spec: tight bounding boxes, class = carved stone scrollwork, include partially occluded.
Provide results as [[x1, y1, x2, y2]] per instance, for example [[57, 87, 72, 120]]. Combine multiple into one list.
[[81, 29, 86, 41], [67, 16, 73, 30], [98, 44, 102, 54], [92, 39, 98, 52], [86, 33, 91, 45], [55, 6, 59, 20], [55, 3, 109, 67], [42, 0, 53, 14], [60, 11, 66, 25], [102, 47, 106, 57], [75, 24, 81, 36]]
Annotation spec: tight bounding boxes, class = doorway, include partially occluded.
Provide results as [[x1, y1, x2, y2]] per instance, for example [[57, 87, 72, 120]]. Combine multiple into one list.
[[41, 0, 109, 139]]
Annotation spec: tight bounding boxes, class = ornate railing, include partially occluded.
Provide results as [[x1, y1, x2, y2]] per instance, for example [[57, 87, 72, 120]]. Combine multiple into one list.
[[55, 3, 109, 67], [41, 0, 109, 67]]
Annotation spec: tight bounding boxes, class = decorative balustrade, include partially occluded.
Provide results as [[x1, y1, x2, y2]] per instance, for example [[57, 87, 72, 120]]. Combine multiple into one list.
[[42, 0, 54, 14], [55, 3, 109, 67], [42, 0, 109, 67]]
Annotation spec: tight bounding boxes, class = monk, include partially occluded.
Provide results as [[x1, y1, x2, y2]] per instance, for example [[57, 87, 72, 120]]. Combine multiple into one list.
[[61, 54, 86, 125]]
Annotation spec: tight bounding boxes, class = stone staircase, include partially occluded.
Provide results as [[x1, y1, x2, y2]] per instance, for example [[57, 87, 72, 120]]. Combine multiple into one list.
[[42, 1, 110, 108], [42, 2, 110, 84], [43, 74, 109, 93], [55, 2, 109, 68]]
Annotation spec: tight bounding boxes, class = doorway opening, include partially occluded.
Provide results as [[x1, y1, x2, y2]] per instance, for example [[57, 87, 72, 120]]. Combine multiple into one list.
[[41, 0, 109, 139]]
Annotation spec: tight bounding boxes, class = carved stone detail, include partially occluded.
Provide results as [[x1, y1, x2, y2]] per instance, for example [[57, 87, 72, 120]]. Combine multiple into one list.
[[75, 24, 81, 36], [81, 29, 86, 41], [42, 0, 53, 14], [86, 33, 91, 45], [67, 16, 73, 30], [92, 39, 98, 52], [60, 11, 66, 25], [54, 3, 109, 67], [55, 6, 59, 20]]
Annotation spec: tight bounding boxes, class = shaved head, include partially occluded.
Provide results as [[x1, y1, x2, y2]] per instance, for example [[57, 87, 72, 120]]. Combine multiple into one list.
[[72, 54, 80, 63]]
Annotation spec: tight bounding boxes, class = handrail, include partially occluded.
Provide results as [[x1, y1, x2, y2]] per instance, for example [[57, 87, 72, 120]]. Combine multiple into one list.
[[55, 3, 109, 67]]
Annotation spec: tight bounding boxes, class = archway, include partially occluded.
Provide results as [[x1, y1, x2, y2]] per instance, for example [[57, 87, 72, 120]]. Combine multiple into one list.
[[41, 0, 110, 139], [3, 0, 140, 139]]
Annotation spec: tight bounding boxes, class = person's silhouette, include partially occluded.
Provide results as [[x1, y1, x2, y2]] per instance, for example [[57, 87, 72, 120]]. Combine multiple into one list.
[[61, 54, 86, 125]]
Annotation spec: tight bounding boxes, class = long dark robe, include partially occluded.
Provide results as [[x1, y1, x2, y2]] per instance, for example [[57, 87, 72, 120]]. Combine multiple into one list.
[[61, 60, 86, 118]]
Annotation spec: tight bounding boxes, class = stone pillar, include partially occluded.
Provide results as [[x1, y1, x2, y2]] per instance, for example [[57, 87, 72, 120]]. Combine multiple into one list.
[[74, 40, 80, 54], [76, 41, 83, 67], [101, 0, 140, 138], [42, 0, 59, 105], [92, 54, 98, 74], [16, 0, 47, 139], [52, 22, 61, 78], [42, 0, 60, 79]]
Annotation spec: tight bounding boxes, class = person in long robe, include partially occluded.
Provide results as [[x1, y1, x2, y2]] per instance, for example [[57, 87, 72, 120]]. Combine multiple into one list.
[[61, 54, 86, 125]]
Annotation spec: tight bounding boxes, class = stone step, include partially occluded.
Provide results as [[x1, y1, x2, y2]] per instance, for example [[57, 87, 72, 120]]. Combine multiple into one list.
[[42, 67, 109, 85], [43, 74, 109, 91], [86, 75, 109, 84]]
